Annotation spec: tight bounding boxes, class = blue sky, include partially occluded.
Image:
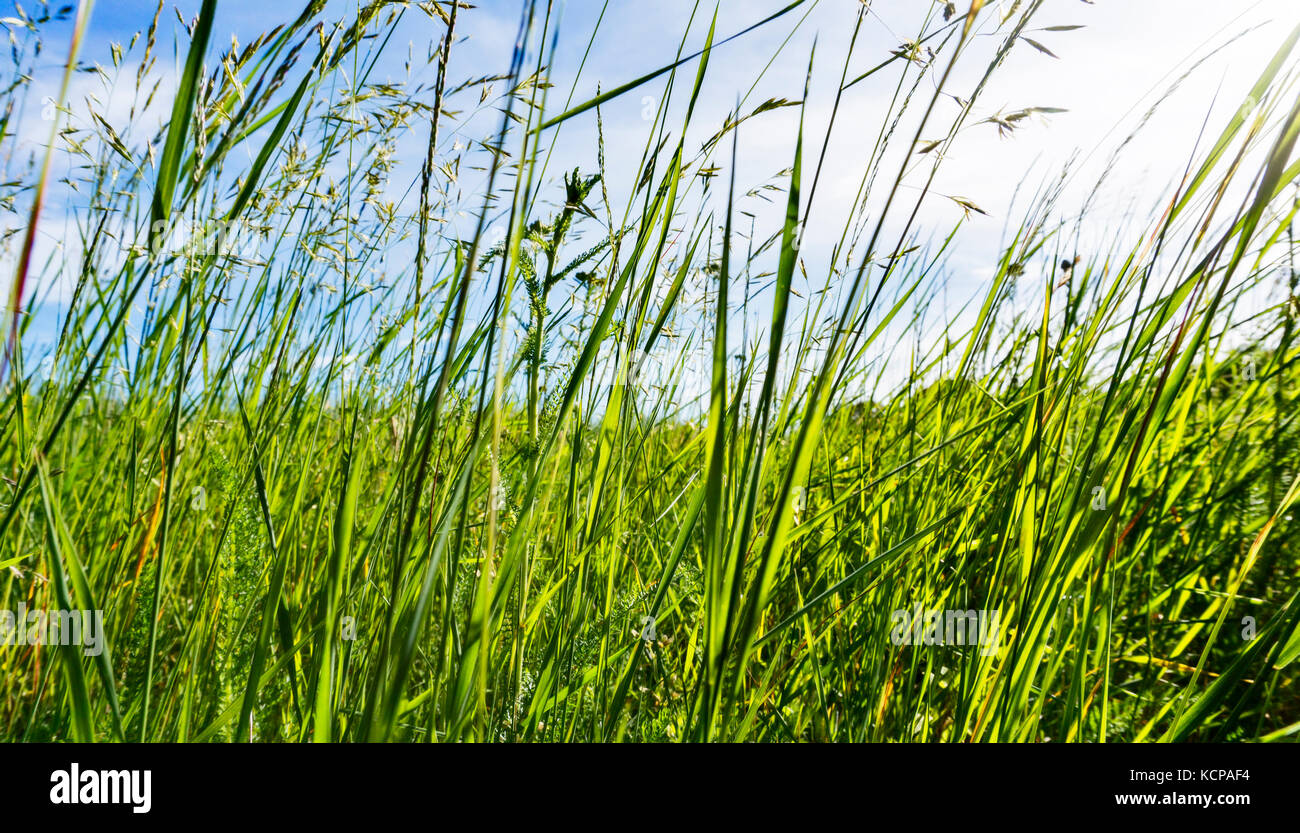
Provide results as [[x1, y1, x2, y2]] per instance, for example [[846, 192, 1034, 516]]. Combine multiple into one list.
[[7, 0, 1300, 392], [33, 0, 1297, 240]]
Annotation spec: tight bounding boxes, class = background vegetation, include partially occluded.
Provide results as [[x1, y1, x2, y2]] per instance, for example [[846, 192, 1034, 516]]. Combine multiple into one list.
[[2, 0, 1300, 742]]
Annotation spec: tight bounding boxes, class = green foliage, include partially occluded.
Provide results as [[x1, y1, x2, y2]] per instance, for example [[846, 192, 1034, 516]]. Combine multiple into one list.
[[1, 0, 1298, 743]]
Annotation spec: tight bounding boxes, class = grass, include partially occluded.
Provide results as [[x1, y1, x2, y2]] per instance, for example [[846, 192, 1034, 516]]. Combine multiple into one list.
[[1, 0, 1299, 742]]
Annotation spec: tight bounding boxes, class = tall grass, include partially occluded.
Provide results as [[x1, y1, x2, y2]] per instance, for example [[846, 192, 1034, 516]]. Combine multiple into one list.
[[2, 0, 1299, 742]]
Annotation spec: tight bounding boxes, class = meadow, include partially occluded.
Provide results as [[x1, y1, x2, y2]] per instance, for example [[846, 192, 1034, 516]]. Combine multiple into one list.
[[2, 0, 1299, 742]]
